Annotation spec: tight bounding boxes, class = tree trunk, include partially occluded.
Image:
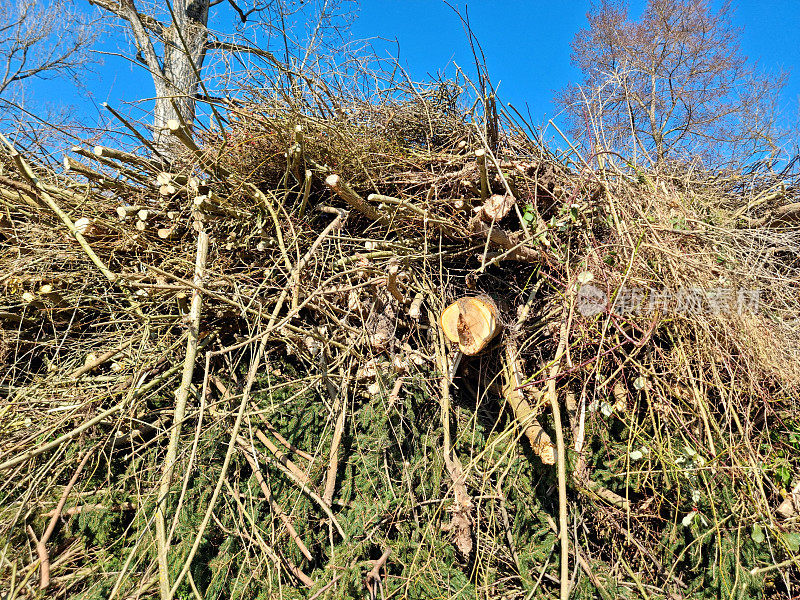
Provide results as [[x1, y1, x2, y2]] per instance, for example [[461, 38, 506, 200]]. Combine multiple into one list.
[[106, 0, 209, 159], [152, 0, 209, 157]]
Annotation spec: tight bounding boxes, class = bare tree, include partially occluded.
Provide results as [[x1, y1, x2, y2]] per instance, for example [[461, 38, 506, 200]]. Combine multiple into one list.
[[84, 0, 211, 156], [557, 0, 788, 168], [86, 0, 354, 157], [0, 0, 98, 99]]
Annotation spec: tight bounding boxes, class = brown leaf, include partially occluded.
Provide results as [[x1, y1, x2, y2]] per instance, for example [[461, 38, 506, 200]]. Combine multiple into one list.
[[450, 509, 473, 557]]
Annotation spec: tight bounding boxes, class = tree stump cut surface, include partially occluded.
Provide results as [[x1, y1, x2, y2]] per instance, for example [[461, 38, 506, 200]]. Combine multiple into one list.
[[439, 296, 500, 355]]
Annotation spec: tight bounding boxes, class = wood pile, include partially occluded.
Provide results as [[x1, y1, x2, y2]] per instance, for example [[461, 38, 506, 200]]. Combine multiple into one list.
[[0, 98, 798, 599]]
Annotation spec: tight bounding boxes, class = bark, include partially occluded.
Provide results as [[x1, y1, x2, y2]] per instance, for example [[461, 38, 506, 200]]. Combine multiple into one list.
[[152, 0, 209, 156], [91, 0, 209, 159]]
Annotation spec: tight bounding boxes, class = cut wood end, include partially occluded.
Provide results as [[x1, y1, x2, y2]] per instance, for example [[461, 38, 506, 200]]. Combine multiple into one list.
[[535, 442, 556, 465], [74, 217, 92, 235], [167, 119, 181, 132], [439, 296, 500, 355], [325, 174, 341, 189], [480, 193, 516, 222]]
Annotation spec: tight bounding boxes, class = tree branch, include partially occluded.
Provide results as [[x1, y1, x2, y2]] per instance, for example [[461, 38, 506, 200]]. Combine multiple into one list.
[[205, 39, 280, 64], [116, 0, 166, 93], [86, 0, 166, 36]]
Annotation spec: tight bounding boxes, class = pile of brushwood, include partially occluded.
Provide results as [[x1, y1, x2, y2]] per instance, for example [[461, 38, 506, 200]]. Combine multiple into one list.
[[1, 86, 800, 600]]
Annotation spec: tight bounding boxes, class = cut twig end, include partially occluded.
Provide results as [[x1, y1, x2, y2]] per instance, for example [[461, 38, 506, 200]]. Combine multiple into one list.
[[325, 174, 341, 189]]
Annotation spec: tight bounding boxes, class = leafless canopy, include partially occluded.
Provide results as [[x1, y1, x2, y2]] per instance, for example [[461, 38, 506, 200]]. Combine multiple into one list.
[[557, 0, 788, 168], [0, 0, 98, 99], [86, 0, 355, 157]]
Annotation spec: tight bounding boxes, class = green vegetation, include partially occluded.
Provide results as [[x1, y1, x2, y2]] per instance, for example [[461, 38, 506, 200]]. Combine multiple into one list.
[[0, 1, 798, 599]]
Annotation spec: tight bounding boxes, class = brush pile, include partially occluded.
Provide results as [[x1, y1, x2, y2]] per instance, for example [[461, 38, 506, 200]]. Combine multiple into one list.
[[1, 83, 800, 599]]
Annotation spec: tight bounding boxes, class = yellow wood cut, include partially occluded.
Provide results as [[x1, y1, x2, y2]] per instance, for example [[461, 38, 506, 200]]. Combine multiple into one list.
[[439, 296, 500, 355]]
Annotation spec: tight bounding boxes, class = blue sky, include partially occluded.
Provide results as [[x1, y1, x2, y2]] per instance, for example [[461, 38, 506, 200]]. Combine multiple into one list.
[[351, 1, 799, 128], [15, 1, 800, 142]]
